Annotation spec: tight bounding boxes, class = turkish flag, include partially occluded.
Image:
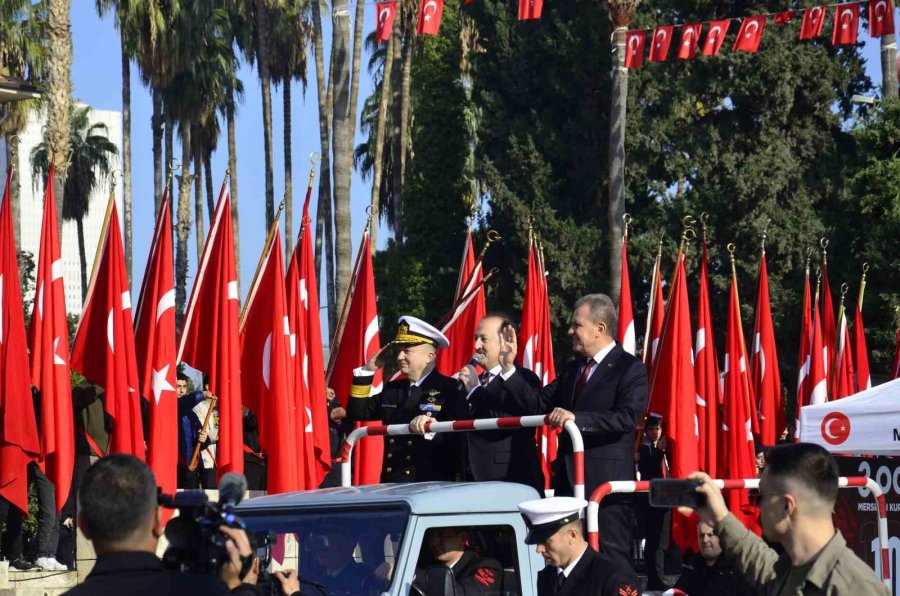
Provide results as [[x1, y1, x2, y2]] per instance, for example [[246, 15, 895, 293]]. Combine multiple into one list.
[[649, 26, 674, 62], [133, 187, 177, 507], [617, 235, 635, 355], [677, 23, 703, 60], [241, 231, 299, 493], [808, 292, 827, 406], [0, 167, 40, 514], [27, 166, 74, 512], [643, 250, 665, 369], [833, 3, 860, 45], [821, 263, 835, 388], [327, 232, 383, 485], [702, 19, 731, 56], [416, 0, 443, 35], [852, 302, 871, 392], [286, 195, 332, 489], [800, 6, 828, 40], [721, 273, 758, 529], [795, 265, 813, 433], [71, 197, 144, 458], [752, 253, 783, 446], [435, 231, 485, 377], [831, 308, 855, 399], [694, 241, 719, 477], [870, 0, 895, 37], [375, 1, 397, 42], [892, 328, 900, 379], [775, 10, 797, 24], [177, 183, 243, 477], [733, 16, 766, 53], [624, 30, 646, 69], [518, 0, 542, 21]]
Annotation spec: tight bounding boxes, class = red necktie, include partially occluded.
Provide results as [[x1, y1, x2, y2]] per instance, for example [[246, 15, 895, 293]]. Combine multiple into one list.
[[574, 359, 596, 399]]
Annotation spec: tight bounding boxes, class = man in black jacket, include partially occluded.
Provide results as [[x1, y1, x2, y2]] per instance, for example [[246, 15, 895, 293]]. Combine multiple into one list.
[[414, 527, 505, 594], [453, 314, 544, 492], [346, 316, 460, 483], [674, 521, 755, 596], [541, 294, 649, 564], [519, 497, 639, 596]]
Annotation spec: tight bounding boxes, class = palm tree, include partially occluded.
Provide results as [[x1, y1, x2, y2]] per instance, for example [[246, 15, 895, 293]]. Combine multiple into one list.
[[31, 106, 118, 300], [46, 0, 73, 236], [254, 0, 276, 229]]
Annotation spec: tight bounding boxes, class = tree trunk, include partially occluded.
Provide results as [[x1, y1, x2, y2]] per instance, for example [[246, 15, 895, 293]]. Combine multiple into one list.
[[256, 0, 276, 229], [283, 80, 293, 256], [165, 108, 174, 199], [226, 84, 241, 295], [370, 34, 395, 247], [122, 39, 132, 282], [76, 216, 87, 302], [390, 11, 405, 243], [882, 32, 898, 99], [175, 124, 193, 329], [152, 88, 163, 212], [607, 25, 627, 305], [193, 129, 205, 261], [204, 153, 214, 223], [331, 0, 353, 322], [347, 0, 367, 175], [325, 11, 338, 337], [47, 0, 72, 238], [7, 136, 21, 253]]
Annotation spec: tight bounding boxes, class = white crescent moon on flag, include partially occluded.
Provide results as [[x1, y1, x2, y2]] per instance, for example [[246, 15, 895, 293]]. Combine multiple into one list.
[[305, 407, 313, 432], [37, 283, 44, 320], [423, 0, 437, 21], [683, 29, 694, 45], [841, 8, 853, 28], [379, 7, 390, 26], [156, 288, 175, 323], [876, 0, 887, 20], [745, 21, 759, 38], [810, 7, 821, 24], [823, 416, 841, 441], [628, 35, 639, 54], [364, 316, 380, 356], [656, 29, 667, 46], [707, 26, 721, 46], [262, 333, 272, 389], [754, 332, 766, 379], [107, 309, 115, 353]]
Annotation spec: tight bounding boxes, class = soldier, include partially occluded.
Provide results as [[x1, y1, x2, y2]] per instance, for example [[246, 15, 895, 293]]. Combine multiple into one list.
[[414, 527, 504, 594], [346, 316, 460, 483]]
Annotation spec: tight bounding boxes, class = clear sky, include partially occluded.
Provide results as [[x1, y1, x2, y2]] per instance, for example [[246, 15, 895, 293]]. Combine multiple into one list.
[[70, 6, 887, 327]]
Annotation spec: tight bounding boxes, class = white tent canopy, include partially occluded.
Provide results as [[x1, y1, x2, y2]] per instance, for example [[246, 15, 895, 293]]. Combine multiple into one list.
[[799, 377, 900, 456]]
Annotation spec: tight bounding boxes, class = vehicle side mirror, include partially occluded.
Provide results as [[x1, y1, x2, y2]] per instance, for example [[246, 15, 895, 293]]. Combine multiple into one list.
[[419, 565, 458, 596]]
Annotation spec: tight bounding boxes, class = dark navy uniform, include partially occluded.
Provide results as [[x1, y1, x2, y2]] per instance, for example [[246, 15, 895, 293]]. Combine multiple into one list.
[[346, 368, 460, 483], [415, 550, 504, 595], [536, 547, 639, 596]]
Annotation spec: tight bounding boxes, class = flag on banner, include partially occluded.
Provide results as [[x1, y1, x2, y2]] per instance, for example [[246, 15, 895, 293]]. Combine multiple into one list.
[[831, 303, 855, 400], [178, 184, 243, 477], [375, 1, 397, 42], [133, 187, 177, 508], [821, 261, 835, 385], [327, 232, 383, 485], [678, 23, 703, 60], [27, 166, 74, 512], [721, 270, 758, 530], [0, 167, 40, 514], [694, 240, 719, 477], [733, 16, 766, 53], [702, 19, 731, 56], [71, 198, 144, 458], [435, 230, 485, 377], [649, 26, 675, 62], [287, 198, 331, 489], [869, 0, 895, 37], [775, 10, 797, 24], [752, 252, 783, 446], [795, 263, 813, 432], [832, 3, 860, 45], [852, 303, 871, 392], [417, 0, 443, 35], [518, 0, 543, 21], [809, 290, 827, 406], [648, 252, 698, 549], [625, 30, 646, 69], [617, 234, 636, 356], [800, 6, 828, 39], [241, 231, 299, 494]]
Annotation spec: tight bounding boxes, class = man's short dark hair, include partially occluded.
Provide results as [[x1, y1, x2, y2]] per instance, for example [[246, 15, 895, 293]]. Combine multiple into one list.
[[765, 443, 839, 505], [79, 454, 158, 543], [176, 371, 190, 383], [645, 416, 662, 429]]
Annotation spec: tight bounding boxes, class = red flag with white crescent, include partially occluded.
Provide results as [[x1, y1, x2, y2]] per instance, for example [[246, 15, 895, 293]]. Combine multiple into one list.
[[517, 0, 543, 21], [831, 306, 855, 400], [133, 187, 177, 508], [702, 19, 731, 56], [417, 0, 443, 35], [821, 262, 835, 389], [870, 0, 895, 37], [617, 235, 635, 356], [643, 251, 665, 370], [752, 253, 783, 445], [892, 327, 900, 380], [694, 240, 719, 477], [832, 3, 860, 45], [808, 292, 827, 407], [177, 184, 243, 477], [375, 1, 397, 42], [71, 198, 144, 458], [649, 26, 674, 62], [852, 302, 871, 392], [733, 16, 766, 53], [677, 23, 703, 60], [624, 30, 645, 69], [435, 231, 485, 377], [0, 166, 40, 513], [27, 166, 74, 512], [795, 264, 813, 433], [800, 6, 828, 40]]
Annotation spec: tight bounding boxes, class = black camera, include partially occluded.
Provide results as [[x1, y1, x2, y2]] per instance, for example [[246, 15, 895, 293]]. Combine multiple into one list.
[[158, 472, 248, 574]]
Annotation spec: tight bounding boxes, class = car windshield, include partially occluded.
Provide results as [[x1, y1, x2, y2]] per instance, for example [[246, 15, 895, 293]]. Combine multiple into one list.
[[241, 507, 409, 596]]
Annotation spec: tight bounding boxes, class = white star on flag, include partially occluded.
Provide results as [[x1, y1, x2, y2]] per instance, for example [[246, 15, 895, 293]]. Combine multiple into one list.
[[151, 364, 175, 404]]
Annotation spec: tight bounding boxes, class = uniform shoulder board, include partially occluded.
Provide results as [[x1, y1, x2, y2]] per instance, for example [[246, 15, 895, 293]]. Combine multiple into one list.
[[616, 584, 638, 596], [473, 567, 496, 587]]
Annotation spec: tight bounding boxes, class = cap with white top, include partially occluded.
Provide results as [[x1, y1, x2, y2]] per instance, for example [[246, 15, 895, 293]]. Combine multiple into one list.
[[393, 315, 450, 349], [517, 497, 587, 545]]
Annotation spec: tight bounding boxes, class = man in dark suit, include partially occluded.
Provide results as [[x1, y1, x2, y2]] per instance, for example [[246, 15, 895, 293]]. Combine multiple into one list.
[[346, 316, 460, 483], [414, 527, 505, 594], [519, 497, 639, 596], [541, 294, 649, 564], [453, 314, 544, 492]]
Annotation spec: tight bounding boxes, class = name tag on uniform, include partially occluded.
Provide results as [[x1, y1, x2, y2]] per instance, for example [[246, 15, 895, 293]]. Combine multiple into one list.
[[380, 404, 397, 409]]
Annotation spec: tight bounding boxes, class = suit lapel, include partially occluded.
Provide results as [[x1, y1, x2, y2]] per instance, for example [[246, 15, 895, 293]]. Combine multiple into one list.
[[576, 344, 623, 405], [558, 548, 594, 596]]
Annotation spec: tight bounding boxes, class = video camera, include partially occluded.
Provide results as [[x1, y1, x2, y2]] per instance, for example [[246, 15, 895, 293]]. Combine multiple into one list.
[[158, 472, 249, 575]]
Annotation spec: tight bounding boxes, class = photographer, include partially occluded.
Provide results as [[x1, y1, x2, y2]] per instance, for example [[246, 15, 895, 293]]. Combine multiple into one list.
[[63, 454, 259, 596]]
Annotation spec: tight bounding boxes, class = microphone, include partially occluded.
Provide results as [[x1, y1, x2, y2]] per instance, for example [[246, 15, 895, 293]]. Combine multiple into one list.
[[217, 472, 248, 509], [458, 353, 486, 392]]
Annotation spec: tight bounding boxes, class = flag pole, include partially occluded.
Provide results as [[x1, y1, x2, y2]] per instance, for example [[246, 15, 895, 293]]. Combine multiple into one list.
[[435, 267, 499, 329], [857, 262, 868, 312], [642, 232, 664, 365], [457, 229, 502, 296], [240, 198, 286, 327], [830, 283, 850, 391]]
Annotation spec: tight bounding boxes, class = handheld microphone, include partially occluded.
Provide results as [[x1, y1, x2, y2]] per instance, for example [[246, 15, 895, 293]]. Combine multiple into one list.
[[217, 473, 248, 509], [469, 353, 486, 368]]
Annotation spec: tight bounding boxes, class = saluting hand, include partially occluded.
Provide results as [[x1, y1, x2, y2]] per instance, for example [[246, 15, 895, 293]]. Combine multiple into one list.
[[364, 342, 393, 372]]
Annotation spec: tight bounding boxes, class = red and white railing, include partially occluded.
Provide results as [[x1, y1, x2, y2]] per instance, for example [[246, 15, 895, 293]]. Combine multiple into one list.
[[586, 476, 891, 588], [339, 414, 585, 498]]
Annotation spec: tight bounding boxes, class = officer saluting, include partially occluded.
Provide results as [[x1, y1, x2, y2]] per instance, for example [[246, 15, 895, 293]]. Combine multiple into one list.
[[346, 316, 460, 483], [518, 497, 639, 596]]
